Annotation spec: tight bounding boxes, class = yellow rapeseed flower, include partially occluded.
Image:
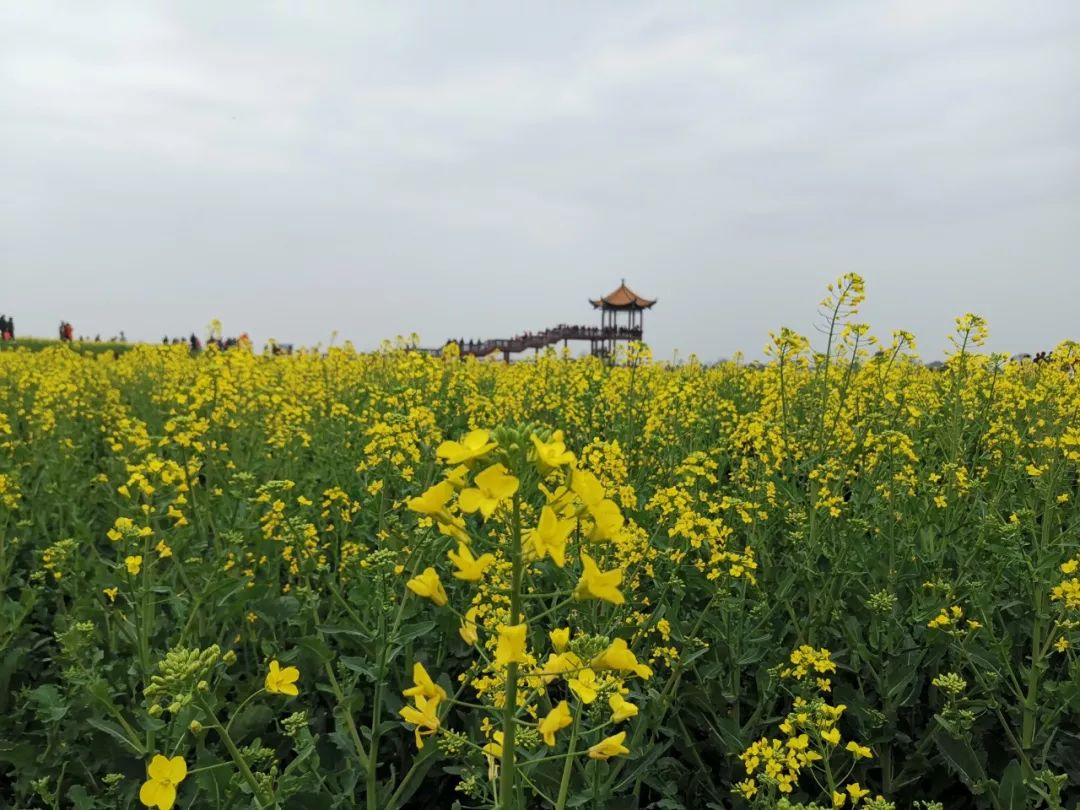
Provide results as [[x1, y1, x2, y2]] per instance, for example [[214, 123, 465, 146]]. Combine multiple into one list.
[[265, 660, 300, 696], [592, 638, 652, 679], [538, 651, 581, 684], [846, 783, 870, 803], [436, 429, 496, 466], [407, 567, 448, 606], [459, 607, 479, 645], [609, 693, 638, 722], [494, 623, 528, 667], [435, 513, 472, 545], [1051, 578, 1080, 609], [402, 662, 447, 704], [447, 542, 495, 581], [568, 668, 598, 704], [125, 555, 143, 575], [573, 552, 625, 605], [407, 481, 455, 515], [571, 468, 624, 541], [458, 463, 519, 520], [845, 741, 873, 759], [588, 731, 629, 760], [737, 780, 758, 799], [587, 498, 624, 542], [549, 627, 570, 652], [139, 754, 187, 810], [571, 468, 605, 507], [539, 700, 573, 746], [482, 729, 504, 759], [399, 694, 440, 749], [531, 430, 575, 472], [444, 464, 470, 488], [528, 505, 575, 567]]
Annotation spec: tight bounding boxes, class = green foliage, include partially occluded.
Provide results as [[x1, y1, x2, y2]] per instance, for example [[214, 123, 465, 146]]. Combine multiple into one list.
[[1, 281, 1078, 809]]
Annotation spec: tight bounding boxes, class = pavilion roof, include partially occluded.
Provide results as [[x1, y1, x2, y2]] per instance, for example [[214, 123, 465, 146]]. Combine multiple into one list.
[[589, 281, 657, 310]]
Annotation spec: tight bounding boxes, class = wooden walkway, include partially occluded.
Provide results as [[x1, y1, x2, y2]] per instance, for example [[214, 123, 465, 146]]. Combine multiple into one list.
[[417, 324, 643, 360]]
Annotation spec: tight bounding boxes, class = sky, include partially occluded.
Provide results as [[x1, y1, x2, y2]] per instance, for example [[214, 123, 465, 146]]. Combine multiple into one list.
[[2, 1, 1078, 360]]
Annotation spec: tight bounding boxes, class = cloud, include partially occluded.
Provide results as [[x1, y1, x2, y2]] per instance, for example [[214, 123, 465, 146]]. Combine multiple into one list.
[[1, 0, 1077, 358]]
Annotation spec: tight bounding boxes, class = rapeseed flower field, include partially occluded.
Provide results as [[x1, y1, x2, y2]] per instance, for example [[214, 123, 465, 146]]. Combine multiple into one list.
[[2, 276, 1078, 809]]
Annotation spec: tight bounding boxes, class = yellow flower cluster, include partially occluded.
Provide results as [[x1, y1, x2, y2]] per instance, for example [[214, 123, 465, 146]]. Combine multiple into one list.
[[396, 424, 652, 800], [927, 605, 982, 634], [739, 645, 880, 804]]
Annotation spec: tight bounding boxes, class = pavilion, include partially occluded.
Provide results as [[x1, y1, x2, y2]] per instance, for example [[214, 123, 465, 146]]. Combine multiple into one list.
[[589, 280, 657, 357]]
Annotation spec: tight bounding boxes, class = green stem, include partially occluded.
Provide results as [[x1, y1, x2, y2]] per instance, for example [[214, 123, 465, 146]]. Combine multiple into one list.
[[323, 662, 370, 772], [526, 595, 575, 624], [368, 601, 387, 810], [198, 698, 271, 807], [139, 532, 154, 753], [822, 737, 837, 797], [555, 704, 582, 810], [91, 694, 144, 754], [499, 490, 524, 810], [224, 689, 265, 735]]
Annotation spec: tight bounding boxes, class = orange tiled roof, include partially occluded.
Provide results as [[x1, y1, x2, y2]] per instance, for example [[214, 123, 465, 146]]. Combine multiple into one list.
[[590, 281, 656, 309]]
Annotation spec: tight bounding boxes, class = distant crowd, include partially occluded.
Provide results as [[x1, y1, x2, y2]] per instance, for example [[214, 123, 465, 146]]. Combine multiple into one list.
[[56, 321, 128, 343], [163, 334, 205, 351], [161, 333, 267, 352], [57, 322, 129, 343], [0, 315, 275, 352]]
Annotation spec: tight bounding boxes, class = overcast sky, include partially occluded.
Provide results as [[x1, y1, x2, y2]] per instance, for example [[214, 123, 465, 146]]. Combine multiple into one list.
[[2, 2, 1078, 359]]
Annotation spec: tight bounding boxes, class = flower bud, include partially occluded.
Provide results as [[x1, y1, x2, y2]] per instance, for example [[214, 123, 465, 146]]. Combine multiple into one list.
[[189, 720, 204, 733], [148, 704, 163, 718]]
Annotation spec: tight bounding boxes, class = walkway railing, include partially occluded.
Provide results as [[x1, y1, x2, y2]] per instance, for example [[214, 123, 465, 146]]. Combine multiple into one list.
[[416, 324, 643, 358]]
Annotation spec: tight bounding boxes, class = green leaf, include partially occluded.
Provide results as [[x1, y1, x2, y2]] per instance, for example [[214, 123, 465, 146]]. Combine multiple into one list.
[[27, 683, 68, 723], [932, 722, 987, 788], [385, 744, 439, 808], [317, 624, 372, 642], [67, 785, 95, 810], [340, 656, 378, 681], [394, 621, 436, 645], [87, 717, 144, 755], [229, 703, 275, 743], [884, 654, 922, 708], [0, 740, 36, 768], [297, 634, 334, 662], [997, 759, 1027, 810]]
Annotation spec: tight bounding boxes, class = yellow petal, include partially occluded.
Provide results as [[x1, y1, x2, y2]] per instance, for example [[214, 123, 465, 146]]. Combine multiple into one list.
[[146, 755, 172, 781], [163, 756, 187, 784]]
